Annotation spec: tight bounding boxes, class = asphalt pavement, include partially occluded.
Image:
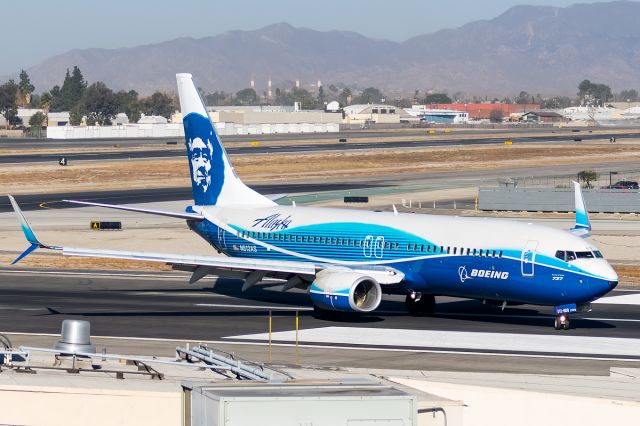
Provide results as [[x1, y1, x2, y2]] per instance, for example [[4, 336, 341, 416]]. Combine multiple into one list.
[[0, 268, 638, 374], [3, 130, 639, 164]]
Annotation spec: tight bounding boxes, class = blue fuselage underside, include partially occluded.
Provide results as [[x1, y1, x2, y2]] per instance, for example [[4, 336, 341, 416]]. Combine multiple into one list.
[[190, 221, 614, 307]]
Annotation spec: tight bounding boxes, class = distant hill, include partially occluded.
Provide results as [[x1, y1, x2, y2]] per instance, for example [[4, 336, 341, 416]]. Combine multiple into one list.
[[12, 1, 640, 96]]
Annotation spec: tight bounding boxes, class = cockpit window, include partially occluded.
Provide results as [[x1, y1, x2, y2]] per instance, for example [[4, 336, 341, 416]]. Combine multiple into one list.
[[575, 251, 594, 259], [555, 250, 577, 261], [594, 250, 603, 258]]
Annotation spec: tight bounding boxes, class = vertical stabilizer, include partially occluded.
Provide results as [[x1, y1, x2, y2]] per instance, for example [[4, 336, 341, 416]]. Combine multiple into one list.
[[176, 73, 275, 207], [571, 181, 591, 235]]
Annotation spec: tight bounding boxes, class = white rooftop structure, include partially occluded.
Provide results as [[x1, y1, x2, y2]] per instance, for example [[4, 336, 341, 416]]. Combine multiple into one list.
[[138, 115, 168, 124]]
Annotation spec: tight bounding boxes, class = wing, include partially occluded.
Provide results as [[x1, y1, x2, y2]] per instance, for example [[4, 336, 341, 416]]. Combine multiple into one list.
[[8, 196, 404, 288]]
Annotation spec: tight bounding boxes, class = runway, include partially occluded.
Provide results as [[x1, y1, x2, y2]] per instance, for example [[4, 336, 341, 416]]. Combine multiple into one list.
[[3, 130, 639, 164], [0, 268, 638, 374]]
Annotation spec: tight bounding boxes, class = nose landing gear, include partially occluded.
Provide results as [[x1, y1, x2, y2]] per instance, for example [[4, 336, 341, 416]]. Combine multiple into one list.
[[554, 314, 570, 330]]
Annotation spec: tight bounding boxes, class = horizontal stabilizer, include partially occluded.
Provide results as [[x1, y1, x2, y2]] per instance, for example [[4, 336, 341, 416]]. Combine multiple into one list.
[[64, 200, 204, 220]]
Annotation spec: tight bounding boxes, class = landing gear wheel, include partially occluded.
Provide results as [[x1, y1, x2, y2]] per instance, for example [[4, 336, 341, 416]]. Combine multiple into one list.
[[554, 314, 569, 330], [405, 293, 435, 316]]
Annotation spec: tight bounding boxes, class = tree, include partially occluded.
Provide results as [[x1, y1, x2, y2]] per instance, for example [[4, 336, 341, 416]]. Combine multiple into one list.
[[540, 96, 573, 109], [317, 85, 325, 104], [18, 70, 35, 106], [69, 105, 83, 126], [0, 80, 19, 128], [423, 93, 452, 104], [113, 90, 140, 122], [578, 170, 597, 189], [338, 88, 352, 106], [292, 88, 320, 109], [49, 85, 63, 112], [515, 91, 531, 104], [80, 81, 117, 125], [577, 80, 612, 106], [28, 111, 46, 128], [205, 91, 229, 106], [39, 91, 53, 112], [357, 87, 385, 104], [618, 89, 638, 102], [235, 88, 258, 105], [51, 66, 87, 112], [141, 91, 175, 119], [489, 109, 503, 123], [391, 98, 412, 108]]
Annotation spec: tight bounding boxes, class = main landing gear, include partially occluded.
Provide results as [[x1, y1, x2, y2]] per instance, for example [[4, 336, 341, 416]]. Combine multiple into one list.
[[554, 314, 570, 330], [405, 291, 435, 316]]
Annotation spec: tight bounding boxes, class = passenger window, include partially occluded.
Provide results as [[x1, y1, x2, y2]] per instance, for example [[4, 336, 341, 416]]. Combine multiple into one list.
[[440, 246, 444, 253]]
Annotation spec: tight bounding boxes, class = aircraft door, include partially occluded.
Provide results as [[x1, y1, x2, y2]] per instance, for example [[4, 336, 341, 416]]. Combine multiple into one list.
[[521, 240, 538, 277], [217, 226, 228, 250]]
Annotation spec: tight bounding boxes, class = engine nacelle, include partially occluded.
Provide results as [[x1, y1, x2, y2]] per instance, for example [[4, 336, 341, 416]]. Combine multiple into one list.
[[309, 269, 382, 313]]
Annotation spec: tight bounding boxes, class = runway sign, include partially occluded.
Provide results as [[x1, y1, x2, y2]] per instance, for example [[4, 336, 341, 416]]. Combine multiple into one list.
[[90, 221, 122, 230]]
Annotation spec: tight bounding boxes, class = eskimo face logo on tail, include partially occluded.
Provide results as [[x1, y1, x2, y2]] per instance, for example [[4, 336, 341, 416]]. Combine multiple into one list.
[[188, 137, 213, 193], [183, 113, 225, 205]]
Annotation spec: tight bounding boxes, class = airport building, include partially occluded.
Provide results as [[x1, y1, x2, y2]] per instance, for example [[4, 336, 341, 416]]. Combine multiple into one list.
[[342, 104, 415, 125], [521, 110, 568, 124], [405, 106, 469, 124], [420, 103, 540, 120]]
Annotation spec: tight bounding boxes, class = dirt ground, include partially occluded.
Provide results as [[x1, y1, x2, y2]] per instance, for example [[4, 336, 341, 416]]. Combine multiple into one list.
[[3, 142, 640, 195]]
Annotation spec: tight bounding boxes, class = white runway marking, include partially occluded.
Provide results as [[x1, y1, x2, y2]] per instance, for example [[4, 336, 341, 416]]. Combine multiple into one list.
[[195, 303, 313, 311], [0, 269, 185, 280], [593, 293, 640, 305], [226, 326, 640, 358]]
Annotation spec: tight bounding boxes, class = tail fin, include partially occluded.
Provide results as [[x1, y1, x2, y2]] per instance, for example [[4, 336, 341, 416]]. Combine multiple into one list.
[[176, 73, 274, 207], [570, 181, 591, 237]]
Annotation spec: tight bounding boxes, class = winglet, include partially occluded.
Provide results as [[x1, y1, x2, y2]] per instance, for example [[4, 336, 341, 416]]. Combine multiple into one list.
[[571, 181, 591, 237], [8, 195, 53, 264]]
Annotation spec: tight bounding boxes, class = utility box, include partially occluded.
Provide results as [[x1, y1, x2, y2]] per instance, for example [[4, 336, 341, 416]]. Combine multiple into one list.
[[184, 381, 417, 426]]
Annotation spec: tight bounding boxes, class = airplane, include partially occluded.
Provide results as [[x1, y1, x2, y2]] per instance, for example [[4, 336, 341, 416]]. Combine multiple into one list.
[[9, 73, 618, 330]]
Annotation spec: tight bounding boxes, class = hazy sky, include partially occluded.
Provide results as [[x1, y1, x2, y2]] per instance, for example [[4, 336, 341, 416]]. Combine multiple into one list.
[[1, 0, 619, 75]]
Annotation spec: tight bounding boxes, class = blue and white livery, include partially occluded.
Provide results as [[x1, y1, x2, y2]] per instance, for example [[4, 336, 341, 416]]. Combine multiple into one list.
[[9, 73, 618, 330]]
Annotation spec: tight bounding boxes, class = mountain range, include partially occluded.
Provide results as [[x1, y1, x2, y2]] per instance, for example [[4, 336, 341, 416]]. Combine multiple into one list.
[[13, 1, 640, 96]]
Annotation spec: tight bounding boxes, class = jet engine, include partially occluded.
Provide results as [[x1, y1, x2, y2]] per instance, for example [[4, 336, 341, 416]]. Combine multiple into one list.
[[309, 269, 382, 313]]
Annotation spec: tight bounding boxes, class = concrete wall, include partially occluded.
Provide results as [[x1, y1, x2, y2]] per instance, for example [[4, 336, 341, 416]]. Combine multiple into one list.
[[47, 122, 339, 139], [396, 378, 639, 426], [0, 384, 182, 426], [478, 187, 640, 213], [217, 111, 342, 125]]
